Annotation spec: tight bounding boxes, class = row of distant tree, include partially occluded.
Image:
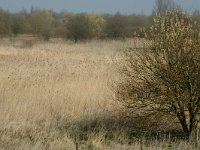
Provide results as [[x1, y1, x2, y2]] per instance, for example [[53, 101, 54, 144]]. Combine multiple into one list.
[[0, 0, 200, 42], [0, 8, 152, 41]]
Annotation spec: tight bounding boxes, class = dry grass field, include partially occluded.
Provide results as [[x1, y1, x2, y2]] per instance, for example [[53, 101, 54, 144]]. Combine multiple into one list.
[[0, 39, 119, 122], [0, 38, 196, 149]]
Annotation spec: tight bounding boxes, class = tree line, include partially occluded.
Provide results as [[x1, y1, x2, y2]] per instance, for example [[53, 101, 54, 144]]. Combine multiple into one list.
[[0, 8, 153, 41], [1, 0, 200, 42]]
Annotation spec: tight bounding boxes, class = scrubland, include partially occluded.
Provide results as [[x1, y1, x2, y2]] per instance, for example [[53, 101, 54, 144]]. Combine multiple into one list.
[[0, 38, 197, 149]]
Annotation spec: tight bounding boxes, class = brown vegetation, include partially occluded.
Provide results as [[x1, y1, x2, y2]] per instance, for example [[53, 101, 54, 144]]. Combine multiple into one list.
[[114, 9, 200, 142], [0, 37, 199, 149]]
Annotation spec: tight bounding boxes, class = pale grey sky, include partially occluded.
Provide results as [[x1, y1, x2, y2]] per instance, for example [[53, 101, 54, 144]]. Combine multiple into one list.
[[0, 0, 199, 14]]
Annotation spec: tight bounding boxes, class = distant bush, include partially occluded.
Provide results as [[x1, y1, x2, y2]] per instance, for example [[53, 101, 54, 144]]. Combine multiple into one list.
[[0, 9, 12, 37], [66, 13, 105, 42], [104, 13, 129, 38], [30, 10, 53, 40]]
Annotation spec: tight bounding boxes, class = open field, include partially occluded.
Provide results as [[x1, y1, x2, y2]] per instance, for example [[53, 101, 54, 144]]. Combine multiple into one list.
[[0, 39, 198, 149], [0, 39, 122, 123]]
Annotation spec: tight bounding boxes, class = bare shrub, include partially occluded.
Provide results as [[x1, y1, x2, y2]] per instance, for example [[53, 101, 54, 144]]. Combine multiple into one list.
[[114, 9, 200, 140]]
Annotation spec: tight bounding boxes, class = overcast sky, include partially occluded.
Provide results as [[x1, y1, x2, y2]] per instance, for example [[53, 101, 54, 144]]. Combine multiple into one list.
[[0, 0, 199, 14]]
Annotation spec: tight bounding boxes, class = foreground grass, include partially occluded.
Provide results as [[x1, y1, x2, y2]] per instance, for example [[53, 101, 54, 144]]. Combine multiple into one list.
[[0, 38, 199, 149]]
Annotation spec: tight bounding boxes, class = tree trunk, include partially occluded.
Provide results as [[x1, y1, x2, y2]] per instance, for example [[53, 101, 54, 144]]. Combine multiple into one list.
[[176, 111, 190, 140]]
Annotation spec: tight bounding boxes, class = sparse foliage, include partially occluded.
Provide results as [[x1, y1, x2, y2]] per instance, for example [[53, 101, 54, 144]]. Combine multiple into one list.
[[115, 9, 200, 140], [153, 0, 176, 14]]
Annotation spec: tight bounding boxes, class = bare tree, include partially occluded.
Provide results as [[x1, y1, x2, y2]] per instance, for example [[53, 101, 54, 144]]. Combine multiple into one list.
[[115, 9, 200, 140], [153, 0, 175, 14]]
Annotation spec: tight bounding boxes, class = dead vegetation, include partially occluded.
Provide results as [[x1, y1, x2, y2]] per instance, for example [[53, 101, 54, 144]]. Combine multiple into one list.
[[0, 38, 199, 149]]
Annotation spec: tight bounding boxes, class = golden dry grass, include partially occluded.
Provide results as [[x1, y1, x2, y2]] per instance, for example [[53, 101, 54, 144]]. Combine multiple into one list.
[[0, 39, 127, 122], [0, 39, 196, 149], [0, 39, 129, 149]]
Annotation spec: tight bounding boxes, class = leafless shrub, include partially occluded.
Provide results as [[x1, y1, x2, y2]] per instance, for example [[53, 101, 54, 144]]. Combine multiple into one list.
[[114, 9, 200, 140]]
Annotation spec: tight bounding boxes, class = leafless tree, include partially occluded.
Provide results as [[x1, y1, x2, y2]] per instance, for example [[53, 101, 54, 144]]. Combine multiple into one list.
[[153, 0, 175, 14], [115, 9, 200, 140]]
